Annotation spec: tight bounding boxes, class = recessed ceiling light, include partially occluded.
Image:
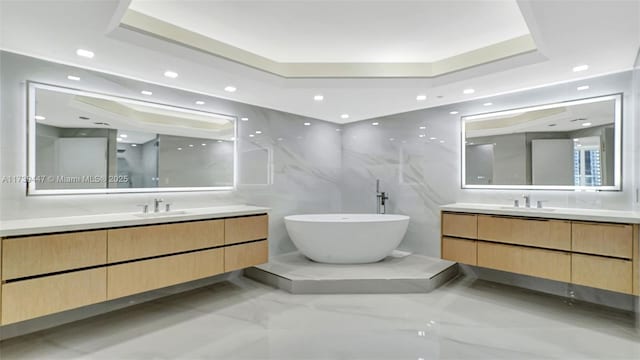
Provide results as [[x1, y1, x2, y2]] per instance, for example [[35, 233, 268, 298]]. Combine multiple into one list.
[[255, 130, 262, 134], [277, 137, 284, 141], [249, 134, 255, 137], [177, 147, 183, 151], [141, 90, 152, 96], [116, 138, 122, 142], [335, 128, 341, 132], [419, 126, 426, 130], [67, 75, 80, 81], [217, 140, 223, 143], [371, 122, 379, 126], [240, 117, 249, 121], [449, 111, 459, 115], [340, 114, 349, 119], [119, 134, 128, 138], [389, 138, 395, 141], [35, 115, 46, 120], [439, 140, 445, 143], [230, 137, 236, 141], [188, 144, 194, 147], [573, 64, 589, 72], [314, 95, 324, 101], [463, 88, 475, 94], [416, 94, 427, 101], [573, 138, 579, 142], [429, 137, 437, 140], [76, 49, 94, 58], [483, 102, 493, 106], [582, 122, 592, 127], [131, 144, 137, 147], [304, 122, 311, 126], [419, 134, 426, 138], [201, 143, 207, 146], [577, 85, 590, 91], [224, 86, 237, 92], [195, 100, 205, 105], [164, 70, 178, 78]]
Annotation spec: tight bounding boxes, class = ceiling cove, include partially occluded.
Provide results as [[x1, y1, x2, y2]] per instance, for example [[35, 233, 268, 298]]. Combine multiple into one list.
[[120, 1, 537, 78]]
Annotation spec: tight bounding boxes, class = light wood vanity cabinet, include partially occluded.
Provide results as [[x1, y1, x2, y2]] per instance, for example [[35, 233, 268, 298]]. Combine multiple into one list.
[[107, 220, 224, 262], [442, 237, 477, 265], [225, 215, 268, 245], [441, 211, 639, 295], [571, 222, 633, 258], [0, 213, 269, 325], [442, 213, 477, 239], [107, 249, 224, 300], [2, 230, 107, 280], [1, 268, 107, 324], [477, 215, 571, 251]]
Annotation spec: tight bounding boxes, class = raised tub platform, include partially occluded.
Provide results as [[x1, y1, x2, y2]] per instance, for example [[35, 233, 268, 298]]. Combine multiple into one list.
[[245, 251, 457, 294]]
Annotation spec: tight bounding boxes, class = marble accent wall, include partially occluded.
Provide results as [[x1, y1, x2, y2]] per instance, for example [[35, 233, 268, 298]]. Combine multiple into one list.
[[0, 51, 342, 255], [342, 71, 636, 257]]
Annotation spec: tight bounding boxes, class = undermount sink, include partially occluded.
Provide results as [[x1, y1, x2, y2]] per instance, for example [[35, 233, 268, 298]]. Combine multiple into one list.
[[133, 210, 188, 218], [499, 206, 556, 212]]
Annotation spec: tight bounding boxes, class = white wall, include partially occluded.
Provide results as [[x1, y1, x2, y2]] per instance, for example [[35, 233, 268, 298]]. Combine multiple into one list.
[[0, 51, 342, 256]]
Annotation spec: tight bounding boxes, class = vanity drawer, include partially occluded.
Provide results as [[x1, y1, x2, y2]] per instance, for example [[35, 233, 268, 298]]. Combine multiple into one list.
[[571, 254, 632, 294], [107, 248, 224, 300], [442, 213, 477, 239], [477, 242, 571, 282], [477, 215, 570, 251], [571, 222, 633, 259], [107, 220, 224, 262], [442, 237, 477, 265], [1, 268, 107, 325], [2, 230, 107, 280], [224, 240, 269, 272], [225, 215, 268, 245]]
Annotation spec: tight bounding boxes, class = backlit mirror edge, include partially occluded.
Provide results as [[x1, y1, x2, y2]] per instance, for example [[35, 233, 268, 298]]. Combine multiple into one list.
[[26, 81, 238, 196], [460, 93, 623, 191]]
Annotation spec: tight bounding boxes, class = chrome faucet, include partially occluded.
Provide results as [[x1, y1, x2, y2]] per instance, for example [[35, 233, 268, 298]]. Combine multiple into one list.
[[153, 198, 164, 213], [376, 179, 389, 214], [522, 194, 531, 208]]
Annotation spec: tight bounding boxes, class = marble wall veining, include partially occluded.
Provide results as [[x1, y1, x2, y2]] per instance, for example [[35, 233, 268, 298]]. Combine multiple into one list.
[[0, 51, 342, 255], [342, 70, 637, 257]]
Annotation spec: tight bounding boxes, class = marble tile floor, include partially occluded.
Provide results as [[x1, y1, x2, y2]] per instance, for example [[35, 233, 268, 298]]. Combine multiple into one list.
[[246, 252, 457, 294], [0, 276, 638, 360]]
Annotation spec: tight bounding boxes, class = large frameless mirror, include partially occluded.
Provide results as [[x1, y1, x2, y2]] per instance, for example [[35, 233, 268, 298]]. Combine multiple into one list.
[[28, 82, 236, 195], [462, 94, 622, 190]]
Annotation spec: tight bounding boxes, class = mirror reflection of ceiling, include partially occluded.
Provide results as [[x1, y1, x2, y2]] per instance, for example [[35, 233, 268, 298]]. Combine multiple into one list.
[[465, 99, 616, 138], [35, 88, 235, 140]]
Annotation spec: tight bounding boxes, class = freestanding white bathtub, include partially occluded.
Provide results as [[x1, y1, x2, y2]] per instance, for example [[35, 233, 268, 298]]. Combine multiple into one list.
[[284, 214, 410, 264]]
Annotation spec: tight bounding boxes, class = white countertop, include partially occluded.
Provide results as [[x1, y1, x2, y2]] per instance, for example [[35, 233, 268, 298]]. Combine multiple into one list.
[[0, 205, 270, 237], [441, 203, 640, 224]]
